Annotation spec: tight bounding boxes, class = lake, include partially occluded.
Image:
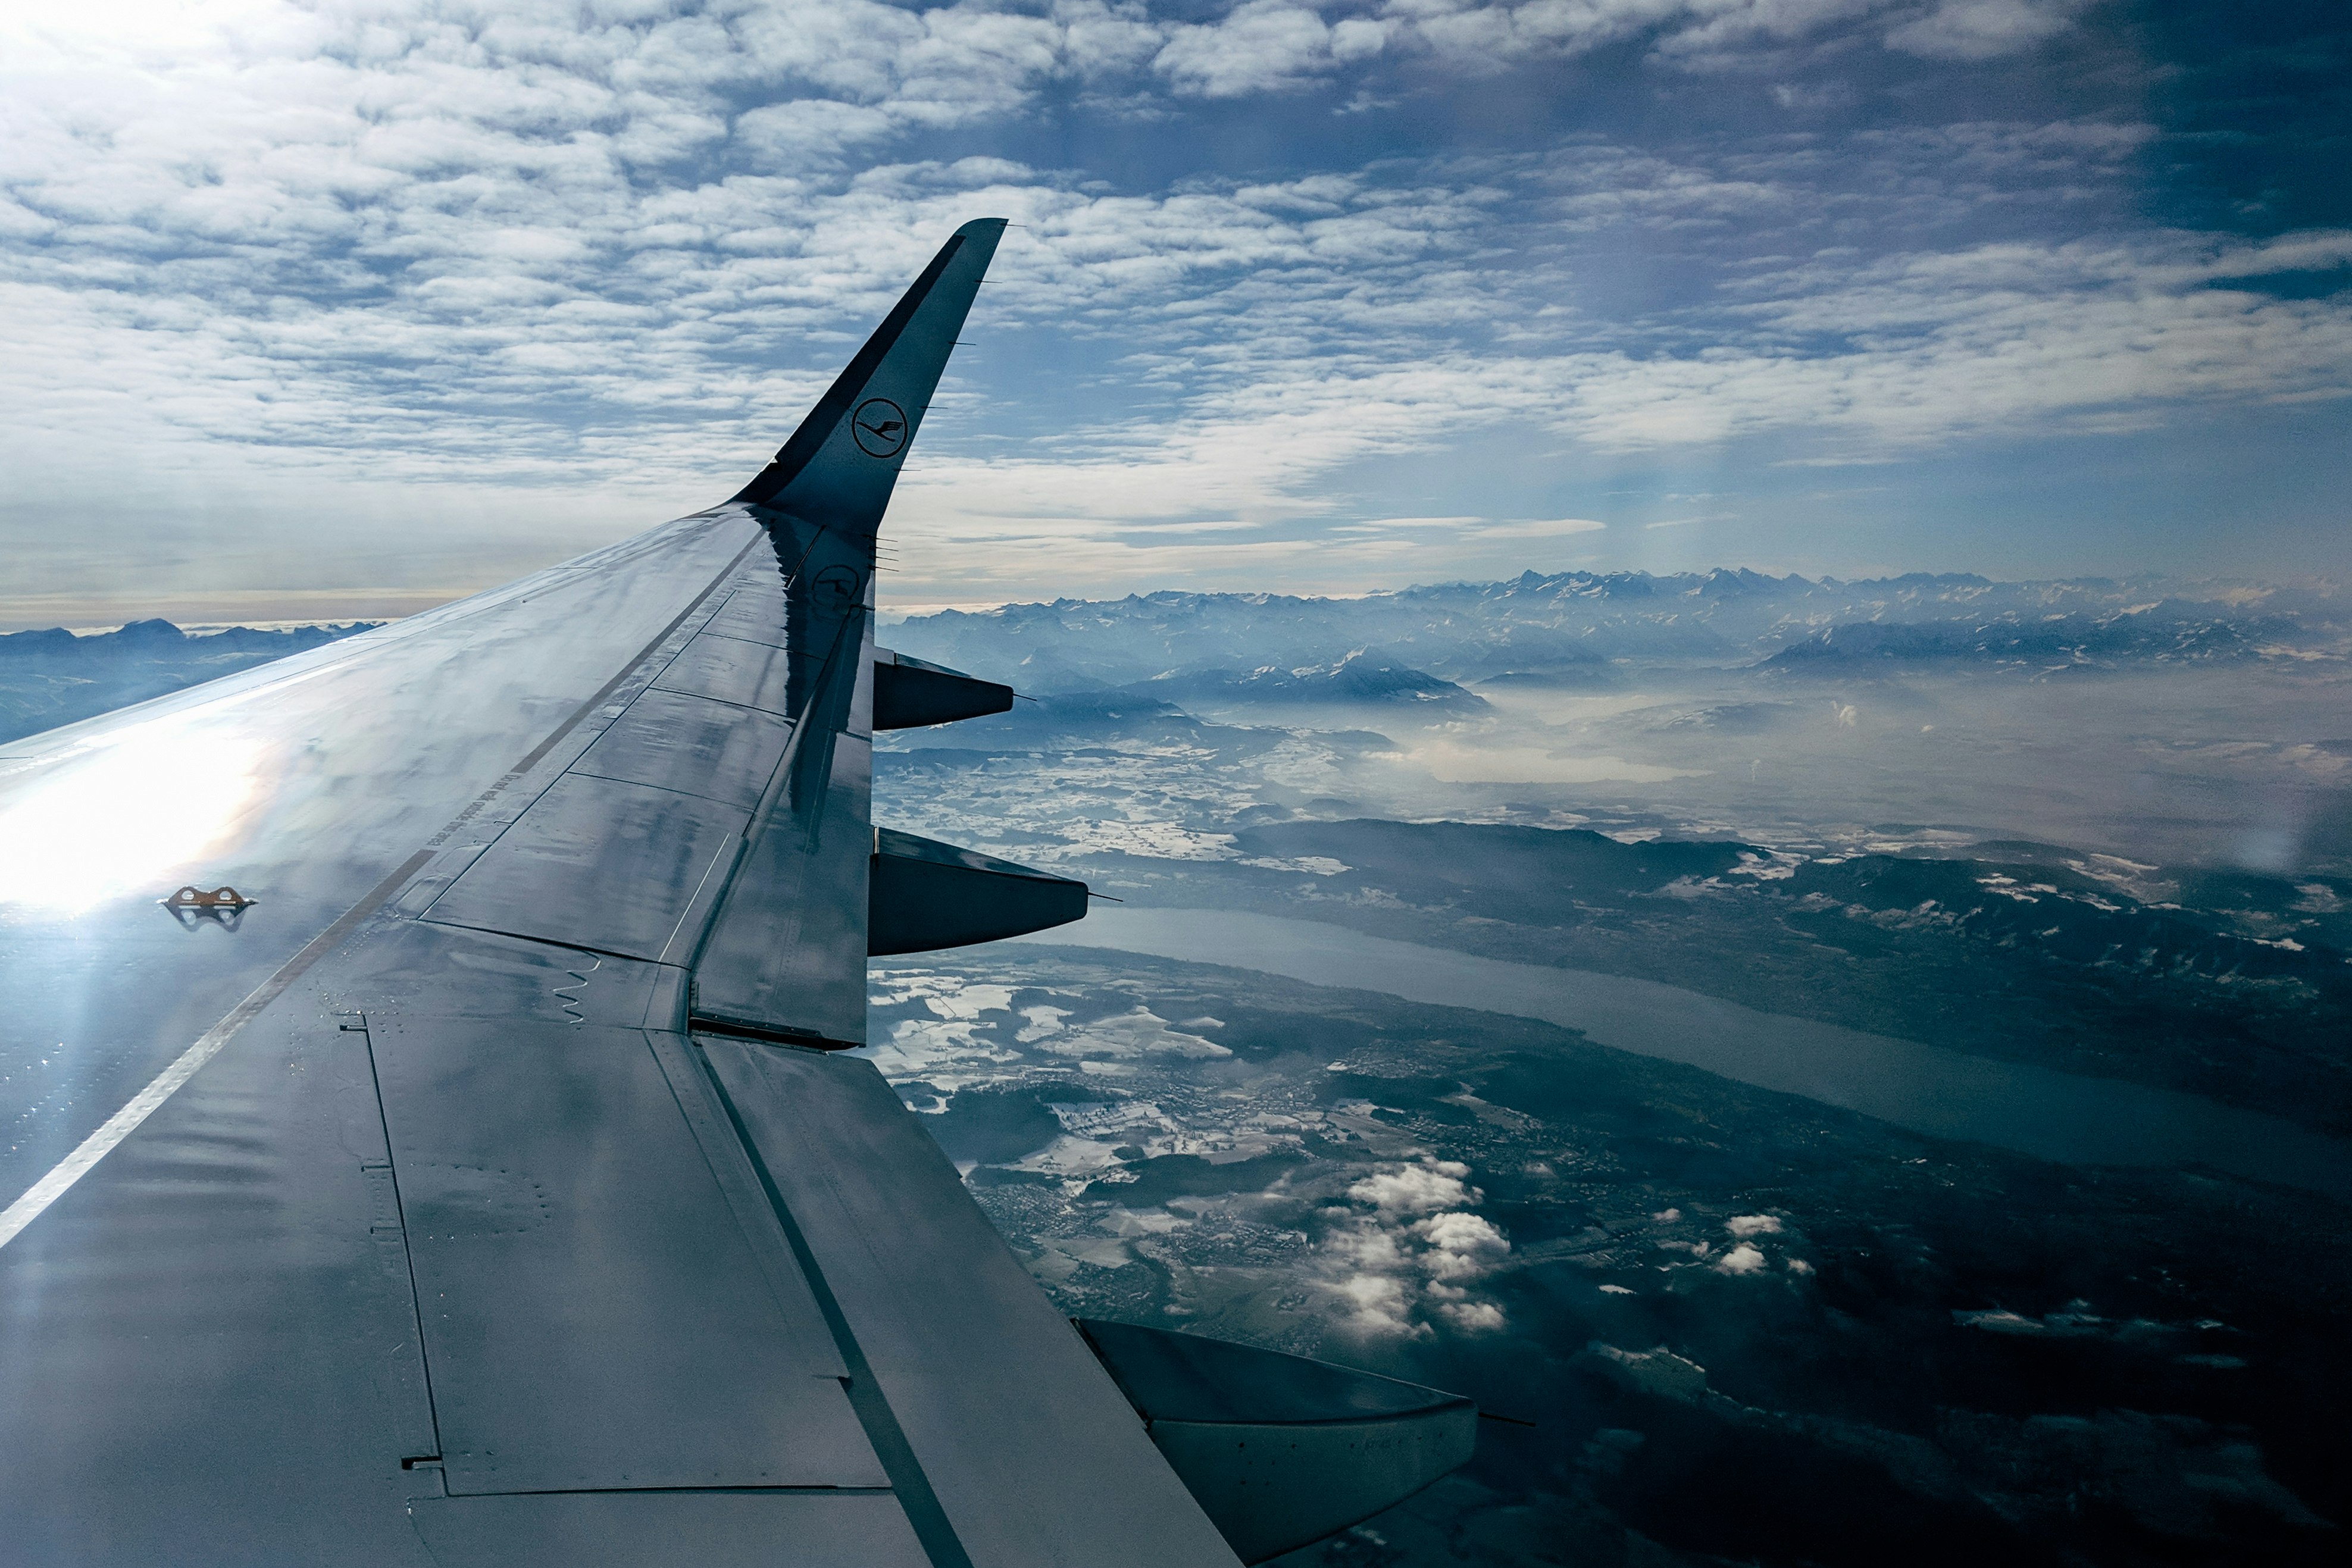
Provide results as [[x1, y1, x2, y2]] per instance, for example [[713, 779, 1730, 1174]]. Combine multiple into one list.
[[1014, 906, 2352, 1201]]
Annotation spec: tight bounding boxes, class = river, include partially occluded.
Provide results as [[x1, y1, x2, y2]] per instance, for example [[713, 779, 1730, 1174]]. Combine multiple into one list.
[[1013, 906, 2352, 1201]]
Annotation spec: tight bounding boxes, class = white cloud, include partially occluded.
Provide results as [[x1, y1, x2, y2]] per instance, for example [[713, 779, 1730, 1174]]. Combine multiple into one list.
[[1153, 3, 1376, 98], [1, 2, 2329, 614], [1884, 1, 2091, 62], [1347, 1156, 1478, 1214], [1143, 1, 2085, 86], [1468, 518, 1610, 540], [1647, 0, 1885, 66], [1415, 1209, 1510, 1279], [1715, 1240, 1768, 1273], [884, 217, 2352, 599], [1438, 1299, 1506, 1330], [1028, 1005, 1233, 1059], [1320, 1157, 1509, 1334], [1141, 0, 2100, 87], [1332, 1268, 1417, 1330]]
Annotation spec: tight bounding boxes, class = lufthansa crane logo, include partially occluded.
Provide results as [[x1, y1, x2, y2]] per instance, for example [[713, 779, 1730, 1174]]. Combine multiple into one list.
[[809, 564, 864, 612], [850, 398, 909, 459]]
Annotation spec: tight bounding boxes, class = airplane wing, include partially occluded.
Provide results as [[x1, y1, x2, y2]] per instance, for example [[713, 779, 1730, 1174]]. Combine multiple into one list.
[[0, 220, 1472, 1567]]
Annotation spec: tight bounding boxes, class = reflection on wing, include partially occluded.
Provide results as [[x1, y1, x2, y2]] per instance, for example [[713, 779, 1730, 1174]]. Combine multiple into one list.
[[0, 717, 269, 910], [0, 220, 1473, 1567]]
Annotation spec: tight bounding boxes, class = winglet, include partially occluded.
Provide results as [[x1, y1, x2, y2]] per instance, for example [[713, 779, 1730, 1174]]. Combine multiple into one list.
[[731, 218, 1008, 534]]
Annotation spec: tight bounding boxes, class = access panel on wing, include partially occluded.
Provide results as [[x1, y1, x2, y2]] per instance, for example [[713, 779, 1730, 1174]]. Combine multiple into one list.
[[365, 1014, 884, 1497]]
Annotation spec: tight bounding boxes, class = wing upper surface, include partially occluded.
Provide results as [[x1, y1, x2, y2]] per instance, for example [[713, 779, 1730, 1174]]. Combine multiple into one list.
[[0, 222, 1247, 1567]]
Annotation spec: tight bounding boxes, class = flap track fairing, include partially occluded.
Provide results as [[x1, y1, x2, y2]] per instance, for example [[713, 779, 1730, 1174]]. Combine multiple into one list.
[[1077, 1319, 1478, 1564], [868, 828, 1088, 956], [872, 650, 1014, 730]]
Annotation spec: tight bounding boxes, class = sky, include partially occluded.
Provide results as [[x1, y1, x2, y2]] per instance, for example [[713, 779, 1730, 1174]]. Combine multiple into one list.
[[1, 0, 2346, 625]]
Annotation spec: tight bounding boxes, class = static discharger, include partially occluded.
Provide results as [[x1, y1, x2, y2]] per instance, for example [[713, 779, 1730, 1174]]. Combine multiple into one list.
[[160, 885, 260, 929], [162, 885, 257, 911]]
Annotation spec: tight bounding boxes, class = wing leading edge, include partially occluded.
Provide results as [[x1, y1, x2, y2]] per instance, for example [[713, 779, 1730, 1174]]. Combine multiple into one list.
[[0, 221, 1469, 1567]]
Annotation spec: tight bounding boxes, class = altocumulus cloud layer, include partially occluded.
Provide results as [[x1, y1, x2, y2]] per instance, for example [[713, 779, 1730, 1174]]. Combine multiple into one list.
[[1, 1, 2347, 622]]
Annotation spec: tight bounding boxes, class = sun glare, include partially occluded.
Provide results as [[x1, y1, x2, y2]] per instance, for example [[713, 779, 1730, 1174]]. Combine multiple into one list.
[[0, 724, 269, 913]]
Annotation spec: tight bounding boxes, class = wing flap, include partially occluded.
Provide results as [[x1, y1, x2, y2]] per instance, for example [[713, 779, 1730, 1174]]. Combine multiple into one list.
[[1078, 1320, 1478, 1563], [689, 725, 872, 1046], [368, 1015, 880, 1494], [702, 1040, 1244, 1568]]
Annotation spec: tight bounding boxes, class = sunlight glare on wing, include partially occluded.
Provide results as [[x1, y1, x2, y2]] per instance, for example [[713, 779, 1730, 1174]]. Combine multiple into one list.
[[0, 723, 268, 912]]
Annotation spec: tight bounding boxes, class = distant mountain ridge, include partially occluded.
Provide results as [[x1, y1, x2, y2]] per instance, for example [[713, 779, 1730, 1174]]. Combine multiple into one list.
[[892, 570, 2347, 692], [0, 618, 379, 746], [1128, 648, 1489, 711], [1760, 606, 2298, 669]]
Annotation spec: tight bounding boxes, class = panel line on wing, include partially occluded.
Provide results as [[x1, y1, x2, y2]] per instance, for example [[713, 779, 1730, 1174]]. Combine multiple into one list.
[[424, 528, 770, 854], [415, 1486, 901, 1497], [349, 1010, 449, 1461], [503, 528, 771, 779], [657, 835, 749, 968]]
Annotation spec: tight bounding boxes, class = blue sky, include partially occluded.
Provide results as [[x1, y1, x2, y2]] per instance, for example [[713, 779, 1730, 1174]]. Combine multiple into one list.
[[1, 1, 2345, 625]]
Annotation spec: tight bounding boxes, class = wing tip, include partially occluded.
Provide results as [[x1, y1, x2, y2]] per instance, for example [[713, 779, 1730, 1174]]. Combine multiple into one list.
[[728, 216, 1011, 511]]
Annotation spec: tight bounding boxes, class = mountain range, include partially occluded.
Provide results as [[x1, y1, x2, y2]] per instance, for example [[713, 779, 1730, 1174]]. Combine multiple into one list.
[[892, 571, 2349, 700]]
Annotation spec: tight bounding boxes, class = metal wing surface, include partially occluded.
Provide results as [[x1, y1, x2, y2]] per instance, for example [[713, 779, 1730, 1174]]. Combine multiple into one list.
[[0, 220, 1245, 1567]]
